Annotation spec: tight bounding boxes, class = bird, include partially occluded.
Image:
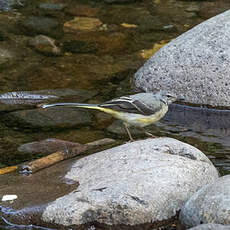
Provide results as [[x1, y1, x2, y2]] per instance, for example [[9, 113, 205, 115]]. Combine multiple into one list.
[[41, 91, 181, 141]]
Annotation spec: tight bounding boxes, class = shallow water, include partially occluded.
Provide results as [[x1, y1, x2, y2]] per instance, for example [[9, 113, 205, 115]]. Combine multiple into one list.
[[0, 0, 229, 170], [0, 0, 229, 228]]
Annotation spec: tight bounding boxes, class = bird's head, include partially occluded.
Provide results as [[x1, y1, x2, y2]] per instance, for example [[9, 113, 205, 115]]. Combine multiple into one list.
[[157, 91, 183, 104]]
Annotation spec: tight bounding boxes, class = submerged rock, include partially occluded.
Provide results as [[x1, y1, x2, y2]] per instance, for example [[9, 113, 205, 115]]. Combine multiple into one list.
[[0, 91, 57, 105], [18, 138, 83, 154], [134, 10, 230, 107], [0, 0, 23, 11], [39, 3, 65, 11], [1, 107, 93, 130], [0, 89, 97, 107], [63, 17, 102, 32], [28, 35, 61, 56], [180, 175, 230, 229], [21, 16, 63, 38], [41, 138, 218, 227]]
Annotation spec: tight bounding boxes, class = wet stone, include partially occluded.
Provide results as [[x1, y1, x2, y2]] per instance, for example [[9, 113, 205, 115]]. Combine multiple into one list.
[[1, 107, 93, 130], [39, 3, 66, 11], [63, 17, 102, 32], [0, 0, 21, 11], [20, 16, 63, 38], [18, 138, 82, 154], [28, 35, 61, 56], [180, 175, 230, 229], [0, 88, 97, 112], [31, 88, 98, 101], [95, 112, 113, 129]]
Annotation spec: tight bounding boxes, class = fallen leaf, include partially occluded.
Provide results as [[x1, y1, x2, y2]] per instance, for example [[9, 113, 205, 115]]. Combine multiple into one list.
[[140, 40, 170, 59], [121, 23, 138, 28]]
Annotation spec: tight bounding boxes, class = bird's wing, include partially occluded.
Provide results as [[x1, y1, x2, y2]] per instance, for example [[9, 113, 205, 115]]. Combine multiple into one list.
[[99, 95, 161, 115]]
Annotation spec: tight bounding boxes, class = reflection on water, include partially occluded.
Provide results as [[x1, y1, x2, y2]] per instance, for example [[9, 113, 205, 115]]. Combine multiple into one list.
[[161, 104, 230, 175]]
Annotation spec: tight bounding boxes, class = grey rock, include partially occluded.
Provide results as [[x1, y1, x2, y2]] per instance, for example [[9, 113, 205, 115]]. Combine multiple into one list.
[[1, 107, 93, 130], [0, 89, 97, 113], [21, 16, 63, 38], [0, 0, 23, 11], [18, 138, 82, 154], [134, 10, 230, 107], [42, 138, 218, 227], [0, 91, 57, 106], [30, 88, 98, 101], [180, 175, 230, 229], [0, 88, 97, 115], [39, 3, 65, 11], [0, 0, 11, 11], [189, 224, 230, 230], [28, 35, 61, 56]]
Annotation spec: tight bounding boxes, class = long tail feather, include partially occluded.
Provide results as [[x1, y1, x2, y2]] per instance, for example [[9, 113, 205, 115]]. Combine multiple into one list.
[[41, 103, 99, 109]]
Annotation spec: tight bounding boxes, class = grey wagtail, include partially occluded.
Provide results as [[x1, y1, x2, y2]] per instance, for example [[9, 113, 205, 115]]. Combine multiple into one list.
[[41, 91, 181, 141]]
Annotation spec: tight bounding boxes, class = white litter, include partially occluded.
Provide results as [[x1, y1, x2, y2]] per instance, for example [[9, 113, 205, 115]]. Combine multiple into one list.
[[2, 195, 18, 202]]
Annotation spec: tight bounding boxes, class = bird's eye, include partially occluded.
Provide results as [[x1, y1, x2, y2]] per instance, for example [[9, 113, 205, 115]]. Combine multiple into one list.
[[166, 94, 172, 98]]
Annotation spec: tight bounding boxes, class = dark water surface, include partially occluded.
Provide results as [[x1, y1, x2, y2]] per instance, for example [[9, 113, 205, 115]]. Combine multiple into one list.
[[0, 0, 230, 228]]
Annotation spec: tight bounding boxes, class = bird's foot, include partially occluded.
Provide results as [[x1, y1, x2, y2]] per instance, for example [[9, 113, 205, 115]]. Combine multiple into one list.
[[145, 131, 157, 138]]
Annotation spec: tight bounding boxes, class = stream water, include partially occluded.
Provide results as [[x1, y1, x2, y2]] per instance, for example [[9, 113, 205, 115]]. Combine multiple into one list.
[[0, 0, 229, 173], [0, 0, 230, 228]]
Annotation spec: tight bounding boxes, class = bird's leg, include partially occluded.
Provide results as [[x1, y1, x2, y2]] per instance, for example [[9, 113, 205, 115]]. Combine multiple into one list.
[[124, 123, 134, 142], [145, 131, 157, 138]]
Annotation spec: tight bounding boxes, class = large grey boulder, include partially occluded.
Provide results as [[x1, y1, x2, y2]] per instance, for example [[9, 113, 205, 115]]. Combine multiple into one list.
[[42, 138, 218, 227], [189, 224, 230, 230], [180, 175, 230, 229], [134, 10, 230, 107]]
